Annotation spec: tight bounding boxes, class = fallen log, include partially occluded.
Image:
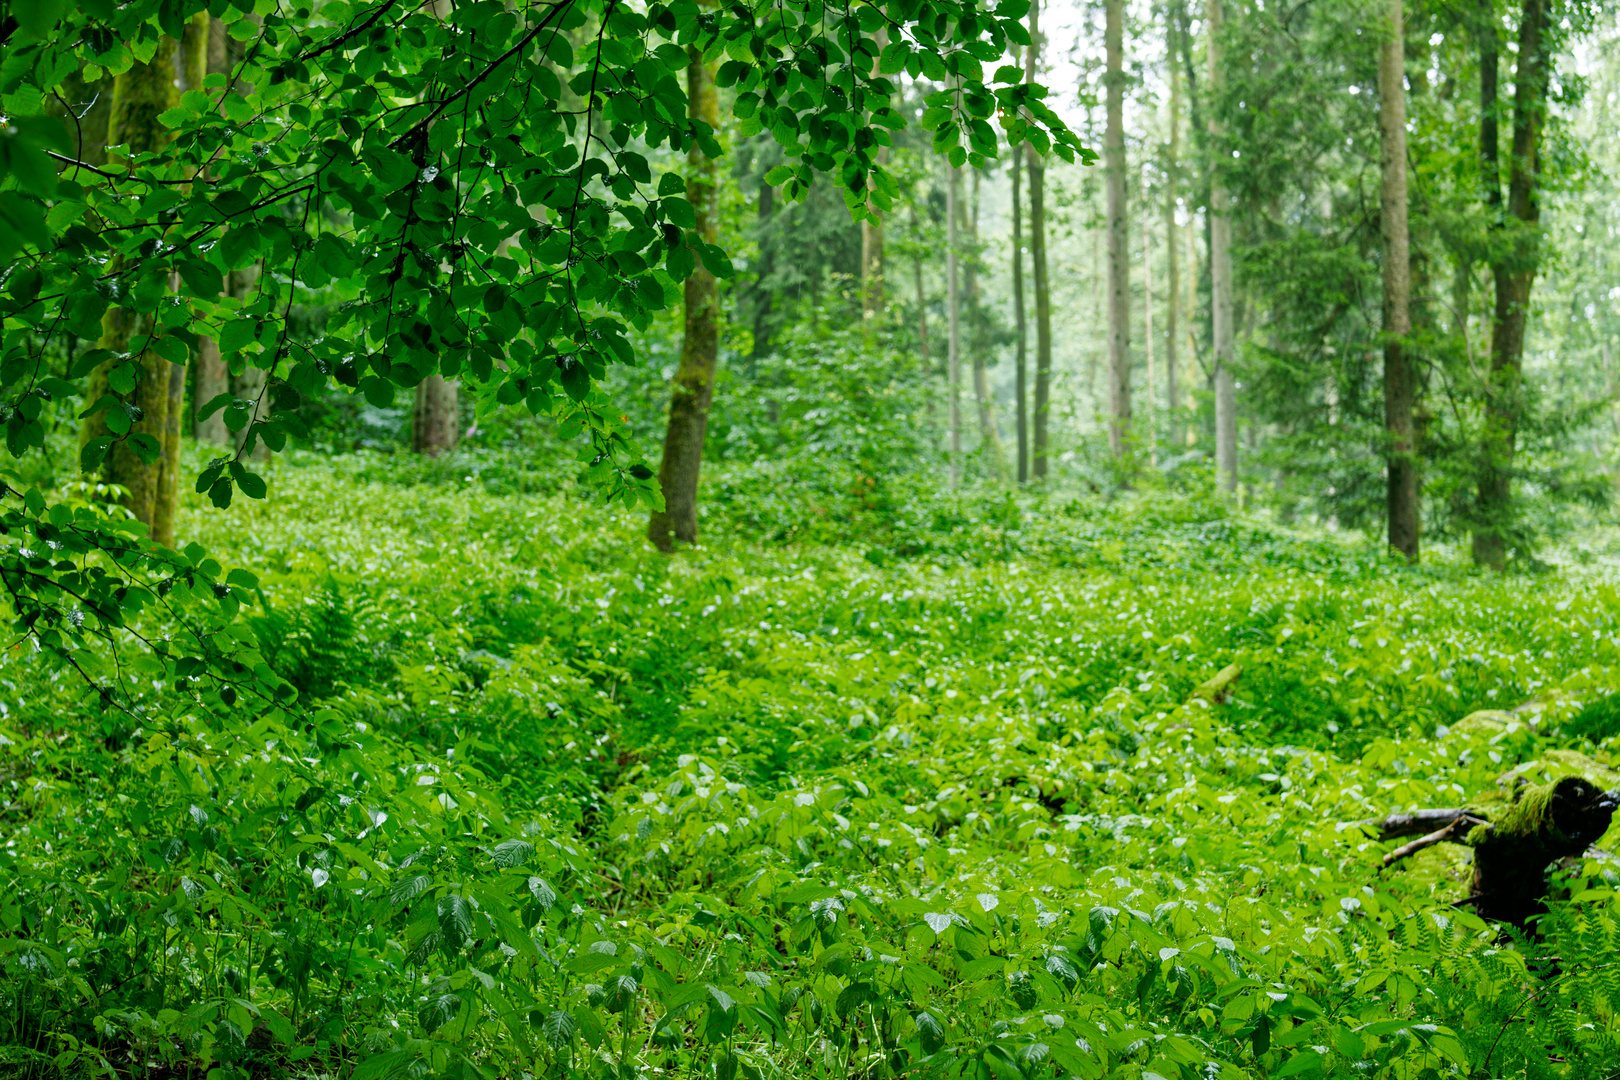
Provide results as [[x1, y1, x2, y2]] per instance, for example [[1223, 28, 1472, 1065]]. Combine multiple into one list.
[[1366, 775, 1618, 927]]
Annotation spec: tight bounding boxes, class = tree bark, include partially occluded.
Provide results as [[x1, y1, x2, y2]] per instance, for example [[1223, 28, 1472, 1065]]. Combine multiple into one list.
[[967, 169, 1007, 477], [947, 158, 963, 489], [1105, 0, 1130, 462], [1165, 30, 1182, 445], [413, 376, 460, 455], [1028, 0, 1052, 481], [752, 181, 775, 362], [152, 13, 209, 549], [861, 31, 888, 327], [80, 20, 206, 548], [911, 206, 928, 368], [1012, 81, 1028, 485], [648, 46, 720, 552], [1472, 0, 1548, 570], [1379, 0, 1418, 561], [1207, 0, 1238, 493], [1144, 189, 1154, 461]]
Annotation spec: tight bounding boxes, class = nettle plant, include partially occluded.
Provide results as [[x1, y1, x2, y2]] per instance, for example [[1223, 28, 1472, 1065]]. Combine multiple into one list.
[[0, 0, 1091, 709]]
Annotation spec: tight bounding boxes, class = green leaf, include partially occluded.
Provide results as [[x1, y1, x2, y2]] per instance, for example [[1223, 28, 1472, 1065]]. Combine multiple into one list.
[[127, 433, 161, 464], [491, 839, 534, 868], [437, 894, 475, 950], [80, 435, 114, 471], [539, 1010, 576, 1050], [229, 462, 267, 500], [349, 1050, 414, 1080], [391, 874, 432, 906], [915, 1010, 945, 1055], [361, 376, 394, 407]]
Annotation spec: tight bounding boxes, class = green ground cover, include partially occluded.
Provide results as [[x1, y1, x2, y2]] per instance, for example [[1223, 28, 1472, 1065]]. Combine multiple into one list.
[[5, 457, 1620, 1080]]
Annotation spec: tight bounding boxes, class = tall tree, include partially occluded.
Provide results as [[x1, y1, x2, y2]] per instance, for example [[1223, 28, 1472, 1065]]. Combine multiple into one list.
[[648, 46, 721, 552], [1028, 0, 1053, 479], [911, 205, 929, 369], [1473, 0, 1551, 568], [1105, 0, 1131, 461], [752, 181, 776, 361], [79, 18, 207, 547], [947, 160, 963, 488], [1165, 11, 1183, 444], [1144, 186, 1154, 454], [1012, 56, 1029, 484], [861, 30, 888, 323], [1379, 0, 1418, 560], [193, 16, 262, 455], [968, 169, 1007, 475], [1207, 0, 1238, 492]]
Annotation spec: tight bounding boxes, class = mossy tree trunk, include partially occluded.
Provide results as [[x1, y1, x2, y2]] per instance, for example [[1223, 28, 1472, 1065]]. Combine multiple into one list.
[[80, 15, 207, 547], [648, 44, 720, 552]]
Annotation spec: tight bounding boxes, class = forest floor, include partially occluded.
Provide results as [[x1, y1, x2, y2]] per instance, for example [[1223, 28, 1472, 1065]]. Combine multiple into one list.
[[6, 453, 1620, 1079]]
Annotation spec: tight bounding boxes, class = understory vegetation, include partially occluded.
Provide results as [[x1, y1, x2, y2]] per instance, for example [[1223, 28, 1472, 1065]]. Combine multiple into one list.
[[5, 456, 1620, 1080]]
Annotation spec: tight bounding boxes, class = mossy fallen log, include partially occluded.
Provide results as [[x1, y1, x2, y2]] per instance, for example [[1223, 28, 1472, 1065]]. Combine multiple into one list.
[[1368, 775, 1618, 927]]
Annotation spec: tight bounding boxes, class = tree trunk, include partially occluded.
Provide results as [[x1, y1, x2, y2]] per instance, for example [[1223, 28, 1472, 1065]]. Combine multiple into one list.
[[1478, 0, 1502, 215], [752, 181, 775, 362], [1207, 0, 1238, 493], [967, 169, 1006, 476], [1472, 0, 1548, 570], [194, 17, 261, 456], [1012, 95, 1028, 484], [860, 186, 885, 321], [911, 206, 928, 368], [152, 13, 209, 549], [947, 159, 963, 489], [861, 31, 887, 326], [1089, 227, 1101, 401], [80, 20, 207, 548], [1028, 0, 1052, 481], [1143, 187, 1154, 461], [1379, 0, 1418, 561], [648, 46, 720, 552], [413, 377, 460, 455], [1105, 0, 1131, 463], [1166, 33, 1182, 444]]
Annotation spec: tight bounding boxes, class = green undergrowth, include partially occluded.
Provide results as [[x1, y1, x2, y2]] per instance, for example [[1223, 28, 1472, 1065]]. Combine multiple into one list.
[[6, 455, 1620, 1080]]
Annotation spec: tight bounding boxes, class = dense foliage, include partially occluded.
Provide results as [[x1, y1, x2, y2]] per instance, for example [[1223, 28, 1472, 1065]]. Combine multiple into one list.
[[5, 456, 1620, 1080], [4, 0, 1620, 1078]]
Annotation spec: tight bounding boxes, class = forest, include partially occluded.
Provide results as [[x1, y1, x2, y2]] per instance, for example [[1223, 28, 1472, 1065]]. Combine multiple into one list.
[[3, 0, 1620, 1076]]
